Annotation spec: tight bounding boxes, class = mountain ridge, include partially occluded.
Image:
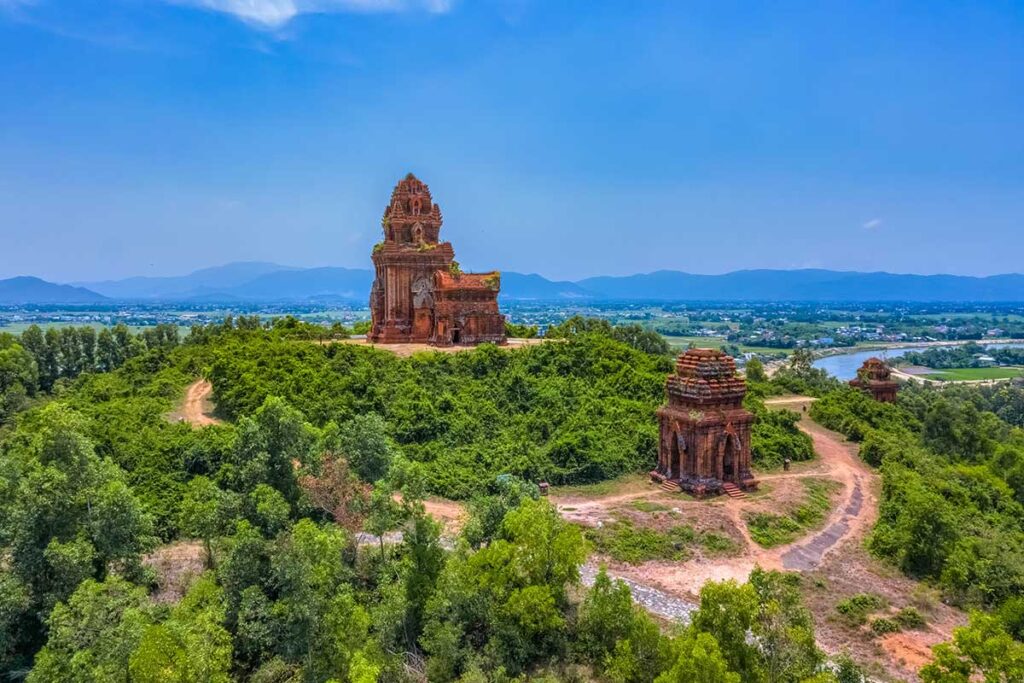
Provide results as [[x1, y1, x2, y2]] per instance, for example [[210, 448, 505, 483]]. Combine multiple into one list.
[[0, 276, 108, 305], [5, 263, 1024, 304]]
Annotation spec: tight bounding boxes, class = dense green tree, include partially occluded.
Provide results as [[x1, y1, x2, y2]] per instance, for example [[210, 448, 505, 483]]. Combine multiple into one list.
[[128, 575, 232, 683], [27, 576, 152, 683], [655, 630, 739, 683], [333, 413, 397, 483], [0, 338, 37, 395], [224, 396, 316, 505], [577, 566, 670, 682], [920, 612, 1024, 682], [1, 404, 155, 646], [421, 499, 586, 679], [691, 579, 760, 680], [178, 476, 238, 566]]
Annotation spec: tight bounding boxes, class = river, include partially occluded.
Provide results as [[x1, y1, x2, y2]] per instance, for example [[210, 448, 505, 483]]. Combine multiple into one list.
[[813, 342, 1024, 381]]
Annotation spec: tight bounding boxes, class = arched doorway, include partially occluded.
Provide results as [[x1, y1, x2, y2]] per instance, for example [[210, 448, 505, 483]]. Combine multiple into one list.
[[669, 432, 680, 479], [722, 434, 738, 482]]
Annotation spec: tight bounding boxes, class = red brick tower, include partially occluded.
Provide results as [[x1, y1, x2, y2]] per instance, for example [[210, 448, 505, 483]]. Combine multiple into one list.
[[368, 174, 505, 346], [849, 357, 899, 402], [652, 348, 757, 496]]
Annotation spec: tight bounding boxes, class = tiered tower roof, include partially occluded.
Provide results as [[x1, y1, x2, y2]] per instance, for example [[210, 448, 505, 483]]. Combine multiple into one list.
[[382, 172, 443, 246], [858, 357, 893, 381], [665, 348, 747, 409]]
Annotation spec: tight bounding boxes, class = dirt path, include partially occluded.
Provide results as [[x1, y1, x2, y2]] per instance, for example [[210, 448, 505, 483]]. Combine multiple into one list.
[[553, 398, 877, 590], [171, 379, 222, 427]]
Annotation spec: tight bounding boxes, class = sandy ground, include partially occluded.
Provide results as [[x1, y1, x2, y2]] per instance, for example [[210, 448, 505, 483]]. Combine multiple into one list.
[[143, 541, 207, 603], [322, 337, 547, 357], [168, 379, 222, 427]]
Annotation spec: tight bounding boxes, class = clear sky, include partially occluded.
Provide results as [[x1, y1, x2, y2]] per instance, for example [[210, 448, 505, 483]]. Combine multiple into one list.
[[1, 0, 1022, 282]]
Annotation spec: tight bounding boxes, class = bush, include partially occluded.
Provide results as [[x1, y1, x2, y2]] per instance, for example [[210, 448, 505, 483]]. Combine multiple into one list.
[[836, 593, 887, 626], [895, 606, 926, 630], [870, 617, 901, 635]]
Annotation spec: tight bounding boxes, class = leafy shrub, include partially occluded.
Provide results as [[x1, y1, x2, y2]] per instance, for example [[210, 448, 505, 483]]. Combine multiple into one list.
[[835, 593, 887, 626], [746, 513, 802, 548], [699, 532, 738, 555], [895, 606, 926, 630], [870, 617, 900, 635], [748, 404, 815, 468]]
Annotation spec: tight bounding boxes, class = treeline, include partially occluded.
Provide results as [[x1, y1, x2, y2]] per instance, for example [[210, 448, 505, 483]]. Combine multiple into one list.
[[4, 323, 179, 391], [900, 341, 1024, 369]]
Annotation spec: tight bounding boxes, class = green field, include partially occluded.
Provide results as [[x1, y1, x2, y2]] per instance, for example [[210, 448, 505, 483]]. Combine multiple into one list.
[[662, 335, 790, 356], [928, 367, 1024, 382]]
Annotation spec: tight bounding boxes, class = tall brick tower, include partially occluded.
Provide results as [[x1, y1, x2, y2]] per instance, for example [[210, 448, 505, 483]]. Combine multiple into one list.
[[368, 174, 505, 346]]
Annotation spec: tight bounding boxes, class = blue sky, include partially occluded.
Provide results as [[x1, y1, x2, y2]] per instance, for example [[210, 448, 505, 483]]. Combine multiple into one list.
[[1, 0, 1022, 282]]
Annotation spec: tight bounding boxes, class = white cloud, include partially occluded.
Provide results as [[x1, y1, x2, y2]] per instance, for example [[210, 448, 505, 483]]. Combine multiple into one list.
[[862, 218, 883, 230], [167, 0, 453, 28]]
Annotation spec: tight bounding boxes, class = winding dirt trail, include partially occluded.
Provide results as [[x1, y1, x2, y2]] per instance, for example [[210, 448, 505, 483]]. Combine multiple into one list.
[[172, 379, 222, 427]]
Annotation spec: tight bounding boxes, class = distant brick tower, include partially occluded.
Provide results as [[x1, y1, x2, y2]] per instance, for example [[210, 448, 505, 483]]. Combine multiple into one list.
[[849, 357, 899, 402], [652, 348, 757, 496], [368, 174, 505, 346]]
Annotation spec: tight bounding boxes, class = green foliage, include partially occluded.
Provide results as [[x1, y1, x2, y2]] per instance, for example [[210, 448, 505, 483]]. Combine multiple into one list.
[[462, 474, 539, 548], [811, 378, 1024, 645], [28, 576, 153, 683], [895, 606, 927, 630], [835, 593, 887, 626], [545, 315, 672, 356], [576, 567, 670, 683], [205, 327, 670, 497], [586, 519, 716, 564], [746, 479, 839, 548], [869, 617, 900, 635], [504, 321, 538, 338], [920, 612, 1024, 682], [654, 630, 739, 683], [771, 349, 841, 397], [3, 317, 846, 680], [0, 403, 156, 656], [687, 569, 822, 682], [129, 574, 232, 682], [330, 412, 397, 483], [420, 498, 586, 678], [746, 398, 814, 468]]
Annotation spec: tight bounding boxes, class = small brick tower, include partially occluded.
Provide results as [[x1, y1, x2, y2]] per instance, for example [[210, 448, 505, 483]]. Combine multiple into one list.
[[652, 348, 757, 496], [849, 357, 899, 402]]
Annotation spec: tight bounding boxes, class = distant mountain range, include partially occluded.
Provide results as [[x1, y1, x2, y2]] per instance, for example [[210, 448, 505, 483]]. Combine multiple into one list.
[[1, 263, 1022, 304], [0, 277, 108, 305]]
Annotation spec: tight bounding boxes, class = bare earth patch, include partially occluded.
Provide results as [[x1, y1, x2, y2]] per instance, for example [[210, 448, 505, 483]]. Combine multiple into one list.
[[324, 337, 547, 357], [803, 542, 966, 681], [167, 379, 222, 427], [143, 541, 207, 604]]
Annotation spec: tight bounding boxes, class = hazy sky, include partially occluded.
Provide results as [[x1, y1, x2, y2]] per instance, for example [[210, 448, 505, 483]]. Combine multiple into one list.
[[1, 0, 1022, 282]]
